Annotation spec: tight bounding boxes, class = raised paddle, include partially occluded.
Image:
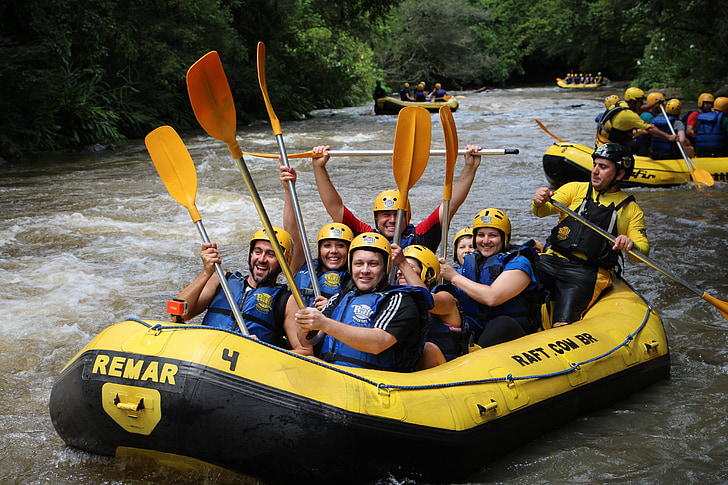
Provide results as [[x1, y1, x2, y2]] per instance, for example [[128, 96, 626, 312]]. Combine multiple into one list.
[[535, 119, 563, 142], [257, 41, 322, 300], [550, 199, 728, 321], [186, 51, 305, 308], [658, 105, 714, 187], [238, 148, 519, 159], [145, 125, 250, 335], [390, 106, 432, 282], [439, 105, 458, 262]]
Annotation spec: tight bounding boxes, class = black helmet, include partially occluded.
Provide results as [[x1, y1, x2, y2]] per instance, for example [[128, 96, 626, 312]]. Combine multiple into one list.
[[592, 143, 635, 179]]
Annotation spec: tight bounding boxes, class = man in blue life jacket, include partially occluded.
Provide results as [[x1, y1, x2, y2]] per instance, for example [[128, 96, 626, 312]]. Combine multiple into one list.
[[310, 144, 483, 253], [174, 227, 312, 355], [294, 232, 432, 372], [649, 98, 695, 160], [694, 96, 728, 157], [532, 143, 650, 328], [686, 93, 714, 143]]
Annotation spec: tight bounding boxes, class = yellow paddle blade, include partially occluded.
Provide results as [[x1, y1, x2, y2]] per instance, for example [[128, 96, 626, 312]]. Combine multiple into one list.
[[392, 106, 431, 206], [145, 126, 201, 223], [186, 51, 242, 158], [440, 105, 458, 200], [256, 42, 282, 136], [692, 168, 715, 187], [702, 292, 728, 322]]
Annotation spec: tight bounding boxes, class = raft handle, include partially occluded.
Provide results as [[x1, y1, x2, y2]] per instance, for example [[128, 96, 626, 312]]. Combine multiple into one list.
[[644, 340, 659, 352], [477, 399, 498, 414], [114, 394, 145, 413], [376, 383, 391, 397]]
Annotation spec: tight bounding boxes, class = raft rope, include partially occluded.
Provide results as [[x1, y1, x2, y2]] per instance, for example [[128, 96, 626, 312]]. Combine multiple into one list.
[[129, 279, 656, 393]]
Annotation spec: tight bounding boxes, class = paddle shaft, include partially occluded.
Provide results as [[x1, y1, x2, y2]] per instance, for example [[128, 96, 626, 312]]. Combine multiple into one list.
[[550, 200, 703, 298], [195, 220, 250, 335], [232, 150, 306, 308], [242, 148, 519, 159], [659, 105, 694, 171], [535, 119, 563, 142]]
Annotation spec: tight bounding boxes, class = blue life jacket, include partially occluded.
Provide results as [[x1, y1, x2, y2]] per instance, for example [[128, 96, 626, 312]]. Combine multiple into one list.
[[433, 89, 447, 101], [201, 272, 287, 345], [695, 111, 726, 155], [459, 246, 538, 337], [320, 286, 432, 371], [649, 114, 679, 158], [294, 261, 348, 306], [414, 90, 427, 102]]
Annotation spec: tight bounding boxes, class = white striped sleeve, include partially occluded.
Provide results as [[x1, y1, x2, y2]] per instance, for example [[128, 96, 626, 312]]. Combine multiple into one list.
[[372, 292, 403, 331]]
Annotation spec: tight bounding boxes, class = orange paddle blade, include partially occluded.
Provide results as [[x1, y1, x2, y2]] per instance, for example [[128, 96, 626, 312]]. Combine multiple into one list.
[[186, 52, 237, 146]]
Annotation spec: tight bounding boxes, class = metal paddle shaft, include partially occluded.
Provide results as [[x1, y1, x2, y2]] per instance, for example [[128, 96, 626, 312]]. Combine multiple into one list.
[[186, 51, 305, 308], [257, 42, 321, 299], [551, 199, 728, 320], [658, 105, 714, 187], [145, 125, 249, 335], [239, 148, 519, 159]]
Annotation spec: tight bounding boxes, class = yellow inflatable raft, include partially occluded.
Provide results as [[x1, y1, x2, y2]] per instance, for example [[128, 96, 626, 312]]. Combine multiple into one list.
[[556, 78, 606, 89], [49, 278, 669, 484], [543, 141, 728, 188]]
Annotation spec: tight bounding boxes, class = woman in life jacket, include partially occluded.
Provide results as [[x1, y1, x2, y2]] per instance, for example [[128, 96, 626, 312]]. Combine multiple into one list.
[[439, 208, 539, 348], [280, 166, 354, 310], [393, 244, 469, 369]]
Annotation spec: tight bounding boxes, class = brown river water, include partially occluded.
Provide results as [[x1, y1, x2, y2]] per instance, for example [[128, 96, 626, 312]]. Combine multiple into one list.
[[1, 87, 727, 484]]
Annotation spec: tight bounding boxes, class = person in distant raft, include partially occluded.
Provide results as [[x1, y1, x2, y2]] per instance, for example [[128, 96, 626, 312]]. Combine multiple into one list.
[[531, 143, 650, 328], [280, 165, 353, 309], [310, 144, 482, 253], [295, 232, 433, 372], [175, 227, 312, 355], [372, 79, 389, 100]]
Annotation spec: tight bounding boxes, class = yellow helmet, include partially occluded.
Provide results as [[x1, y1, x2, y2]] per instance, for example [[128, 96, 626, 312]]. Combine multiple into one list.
[[665, 98, 682, 116], [452, 227, 473, 264], [435, 83, 442, 89], [472, 208, 511, 249], [646, 92, 665, 104], [604, 95, 621, 109], [403, 82, 410, 88], [373, 189, 411, 214], [250, 227, 293, 266], [713, 97, 728, 113], [317, 222, 354, 245], [349, 232, 392, 275], [625, 87, 645, 102], [402, 245, 440, 288], [698, 93, 714, 108]]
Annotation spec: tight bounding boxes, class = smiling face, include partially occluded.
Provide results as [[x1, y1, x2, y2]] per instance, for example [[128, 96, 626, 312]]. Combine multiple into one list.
[[319, 239, 348, 271], [374, 210, 411, 239], [248, 240, 281, 286], [591, 157, 623, 193], [350, 249, 386, 293], [474, 227, 504, 257]]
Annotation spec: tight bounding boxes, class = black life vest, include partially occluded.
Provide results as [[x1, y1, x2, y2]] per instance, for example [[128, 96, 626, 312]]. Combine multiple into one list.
[[547, 185, 635, 268], [597, 105, 633, 145]]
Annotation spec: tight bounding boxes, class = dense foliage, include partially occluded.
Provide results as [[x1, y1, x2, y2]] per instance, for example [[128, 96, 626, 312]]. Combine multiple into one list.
[[1, 0, 726, 161]]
